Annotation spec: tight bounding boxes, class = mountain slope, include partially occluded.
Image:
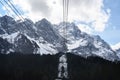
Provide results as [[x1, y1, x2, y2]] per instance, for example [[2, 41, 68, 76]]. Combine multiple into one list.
[[35, 18, 67, 52], [55, 23, 118, 61], [115, 49, 120, 60], [0, 37, 13, 54]]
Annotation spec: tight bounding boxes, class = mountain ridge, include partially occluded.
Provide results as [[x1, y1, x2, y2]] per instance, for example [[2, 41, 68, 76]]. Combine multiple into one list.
[[0, 15, 119, 61]]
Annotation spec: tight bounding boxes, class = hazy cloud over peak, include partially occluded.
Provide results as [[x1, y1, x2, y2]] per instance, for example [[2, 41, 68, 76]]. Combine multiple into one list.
[[28, 0, 50, 17]]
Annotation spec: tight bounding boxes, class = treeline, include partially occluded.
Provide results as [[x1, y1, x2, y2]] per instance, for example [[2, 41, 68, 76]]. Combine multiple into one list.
[[67, 53, 120, 80], [0, 53, 120, 80], [0, 53, 59, 80]]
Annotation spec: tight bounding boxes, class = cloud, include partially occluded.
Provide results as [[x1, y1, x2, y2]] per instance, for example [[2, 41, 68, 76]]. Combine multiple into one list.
[[69, 0, 110, 32], [111, 42, 120, 50], [12, 0, 110, 33], [28, 0, 50, 17]]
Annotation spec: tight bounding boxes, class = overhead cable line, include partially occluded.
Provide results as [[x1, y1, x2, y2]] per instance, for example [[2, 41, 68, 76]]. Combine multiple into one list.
[[63, 0, 69, 51], [3, 0, 22, 20], [7, 0, 35, 27], [4, 0, 34, 31], [7, 0, 25, 21], [2, 0, 29, 33], [0, 0, 14, 18]]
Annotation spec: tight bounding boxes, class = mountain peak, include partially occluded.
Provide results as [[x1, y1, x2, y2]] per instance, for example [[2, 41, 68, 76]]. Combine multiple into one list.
[[24, 18, 34, 24], [40, 18, 50, 24], [0, 15, 14, 22], [35, 18, 51, 27]]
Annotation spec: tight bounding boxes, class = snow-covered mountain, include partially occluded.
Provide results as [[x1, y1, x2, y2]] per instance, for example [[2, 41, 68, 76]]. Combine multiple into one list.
[[114, 49, 120, 60], [0, 15, 119, 61], [54, 23, 118, 61], [111, 43, 120, 60], [0, 15, 61, 54]]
